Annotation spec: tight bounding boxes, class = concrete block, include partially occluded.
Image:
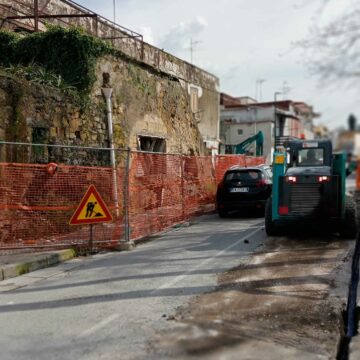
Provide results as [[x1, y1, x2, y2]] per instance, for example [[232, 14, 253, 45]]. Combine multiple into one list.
[[117, 241, 136, 251]]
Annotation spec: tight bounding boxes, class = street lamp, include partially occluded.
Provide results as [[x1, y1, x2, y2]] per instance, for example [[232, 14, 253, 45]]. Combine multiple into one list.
[[274, 92, 282, 148]]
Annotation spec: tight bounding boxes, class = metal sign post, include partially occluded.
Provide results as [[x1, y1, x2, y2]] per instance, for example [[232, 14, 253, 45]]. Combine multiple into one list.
[[69, 185, 113, 253], [89, 224, 94, 253]]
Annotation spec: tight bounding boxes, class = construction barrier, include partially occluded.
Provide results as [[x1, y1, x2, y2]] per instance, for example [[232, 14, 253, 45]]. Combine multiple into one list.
[[0, 162, 124, 249], [0, 148, 266, 251], [215, 155, 266, 183]]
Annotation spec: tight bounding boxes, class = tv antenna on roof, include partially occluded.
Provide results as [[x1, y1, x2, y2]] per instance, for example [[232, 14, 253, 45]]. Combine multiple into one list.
[[189, 38, 201, 64], [255, 79, 266, 101]]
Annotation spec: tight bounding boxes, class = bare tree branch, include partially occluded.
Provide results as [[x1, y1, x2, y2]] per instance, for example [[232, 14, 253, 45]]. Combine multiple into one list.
[[300, 0, 360, 86]]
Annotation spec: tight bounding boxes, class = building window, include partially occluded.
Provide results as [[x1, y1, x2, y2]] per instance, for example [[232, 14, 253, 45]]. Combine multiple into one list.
[[237, 129, 243, 135], [190, 87, 199, 113], [31, 127, 49, 163], [138, 136, 166, 153]]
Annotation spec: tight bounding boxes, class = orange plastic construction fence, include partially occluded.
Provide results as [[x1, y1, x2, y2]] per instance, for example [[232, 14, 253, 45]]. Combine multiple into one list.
[[0, 153, 266, 250], [215, 155, 266, 183], [0, 162, 124, 250]]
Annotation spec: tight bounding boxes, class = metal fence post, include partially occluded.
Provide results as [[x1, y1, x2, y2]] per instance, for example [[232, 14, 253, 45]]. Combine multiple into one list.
[[181, 155, 185, 221], [124, 147, 131, 243]]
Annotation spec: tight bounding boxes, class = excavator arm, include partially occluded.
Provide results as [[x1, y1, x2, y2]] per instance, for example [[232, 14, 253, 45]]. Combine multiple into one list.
[[232, 131, 264, 156]]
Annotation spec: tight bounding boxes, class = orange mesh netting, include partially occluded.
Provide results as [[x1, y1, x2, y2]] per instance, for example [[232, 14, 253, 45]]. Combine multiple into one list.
[[0, 162, 123, 249], [0, 153, 266, 250], [215, 155, 266, 183], [128, 153, 217, 240]]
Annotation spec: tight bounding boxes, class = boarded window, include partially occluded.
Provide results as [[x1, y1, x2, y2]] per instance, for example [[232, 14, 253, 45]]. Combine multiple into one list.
[[190, 87, 199, 113]]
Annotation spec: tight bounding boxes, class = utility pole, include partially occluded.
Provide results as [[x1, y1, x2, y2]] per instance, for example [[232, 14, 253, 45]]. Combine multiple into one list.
[[274, 91, 282, 148], [282, 81, 291, 99], [113, 0, 116, 23]]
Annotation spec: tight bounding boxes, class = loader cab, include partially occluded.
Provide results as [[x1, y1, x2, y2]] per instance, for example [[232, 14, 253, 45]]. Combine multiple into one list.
[[287, 140, 332, 169]]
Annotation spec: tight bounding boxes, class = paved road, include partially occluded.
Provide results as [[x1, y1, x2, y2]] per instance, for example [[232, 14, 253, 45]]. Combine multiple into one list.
[[0, 214, 266, 360], [347, 173, 356, 193]]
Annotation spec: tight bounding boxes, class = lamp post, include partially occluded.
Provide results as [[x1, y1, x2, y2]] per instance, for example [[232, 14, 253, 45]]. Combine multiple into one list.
[[274, 91, 282, 149]]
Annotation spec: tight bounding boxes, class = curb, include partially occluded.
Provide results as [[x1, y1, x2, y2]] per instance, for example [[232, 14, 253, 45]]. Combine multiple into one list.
[[0, 249, 77, 281]]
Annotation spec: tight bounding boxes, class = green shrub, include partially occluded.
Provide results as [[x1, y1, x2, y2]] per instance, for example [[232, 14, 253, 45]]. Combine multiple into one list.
[[0, 31, 19, 66], [14, 26, 111, 91]]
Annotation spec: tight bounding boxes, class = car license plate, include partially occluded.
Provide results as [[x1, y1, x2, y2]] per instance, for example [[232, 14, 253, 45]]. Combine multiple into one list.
[[230, 187, 249, 193]]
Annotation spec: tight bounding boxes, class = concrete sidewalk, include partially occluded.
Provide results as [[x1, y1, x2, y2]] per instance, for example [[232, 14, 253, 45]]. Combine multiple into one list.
[[0, 249, 76, 281]]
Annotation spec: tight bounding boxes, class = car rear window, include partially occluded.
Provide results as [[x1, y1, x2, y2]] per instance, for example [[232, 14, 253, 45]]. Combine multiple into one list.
[[225, 170, 262, 181]]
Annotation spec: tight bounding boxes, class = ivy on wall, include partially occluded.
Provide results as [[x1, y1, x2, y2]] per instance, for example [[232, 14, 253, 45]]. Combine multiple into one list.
[[0, 26, 112, 92], [0, 31, 19, 66]]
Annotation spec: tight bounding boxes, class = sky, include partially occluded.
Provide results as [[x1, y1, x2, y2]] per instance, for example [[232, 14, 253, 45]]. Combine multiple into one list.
[[76, 0, 357, 130]]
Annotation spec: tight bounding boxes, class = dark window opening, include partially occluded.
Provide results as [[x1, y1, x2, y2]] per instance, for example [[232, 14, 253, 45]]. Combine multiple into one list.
[[32, 127, 48, 143], [31, 127, 49, 163], [138, 136, 166, 153], [278, 117, 285, 137], [75, 130, 81, 140]]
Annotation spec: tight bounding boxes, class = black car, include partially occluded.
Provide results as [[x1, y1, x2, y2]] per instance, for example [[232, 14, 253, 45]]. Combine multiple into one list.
[[216, 165, 272, 217]]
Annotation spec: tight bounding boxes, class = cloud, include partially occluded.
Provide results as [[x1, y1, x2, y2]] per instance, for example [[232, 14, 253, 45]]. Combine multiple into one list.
[[159, 16, 208, 55], [139, 26, 155, 45]]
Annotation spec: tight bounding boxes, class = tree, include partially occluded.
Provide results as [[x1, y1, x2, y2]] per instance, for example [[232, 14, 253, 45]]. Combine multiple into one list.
[[300, 1, 360, 85]]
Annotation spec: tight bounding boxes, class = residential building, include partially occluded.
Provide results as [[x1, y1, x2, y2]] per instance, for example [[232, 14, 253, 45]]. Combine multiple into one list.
[[313, 125, 330, 139], [220, 93, 317, 163]]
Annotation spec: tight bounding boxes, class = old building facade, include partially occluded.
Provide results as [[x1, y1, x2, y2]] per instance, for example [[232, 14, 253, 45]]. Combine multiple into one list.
[[220, 93, 318, 163], [0, 0, 220, 160]]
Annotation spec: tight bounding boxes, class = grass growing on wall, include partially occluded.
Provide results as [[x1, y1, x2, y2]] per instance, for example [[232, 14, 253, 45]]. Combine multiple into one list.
[[0, 26, 112, 92]]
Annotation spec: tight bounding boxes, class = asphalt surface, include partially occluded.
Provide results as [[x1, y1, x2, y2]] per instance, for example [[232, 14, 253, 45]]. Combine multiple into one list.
[[156, 235, 354, 359], [0, 214, 266, 360]]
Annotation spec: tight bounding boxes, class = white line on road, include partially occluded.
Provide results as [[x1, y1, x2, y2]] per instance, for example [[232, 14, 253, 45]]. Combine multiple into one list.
[[78, 314, 120, 338], [151, 224, 263, 294]]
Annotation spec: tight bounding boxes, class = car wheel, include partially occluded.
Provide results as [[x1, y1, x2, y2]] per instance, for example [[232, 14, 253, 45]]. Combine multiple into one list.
[[218, 206, 229, 218]]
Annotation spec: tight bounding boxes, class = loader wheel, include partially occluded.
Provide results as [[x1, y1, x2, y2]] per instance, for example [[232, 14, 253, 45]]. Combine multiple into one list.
[[265, 198, 280, 236], [340, 196, 357, 239]]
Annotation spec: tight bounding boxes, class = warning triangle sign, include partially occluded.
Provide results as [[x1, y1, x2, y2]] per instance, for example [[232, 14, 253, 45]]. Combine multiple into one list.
[[70, 185, 113, 225]]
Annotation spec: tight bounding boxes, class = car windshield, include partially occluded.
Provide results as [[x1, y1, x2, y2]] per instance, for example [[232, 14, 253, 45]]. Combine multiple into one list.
[[297, 148, 324, 166], [225, 170, 262, 181], [264, 169, 272, 179]]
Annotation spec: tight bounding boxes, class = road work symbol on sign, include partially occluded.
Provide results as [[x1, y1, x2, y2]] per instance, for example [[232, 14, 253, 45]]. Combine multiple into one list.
[[69, 185, 113, 225]]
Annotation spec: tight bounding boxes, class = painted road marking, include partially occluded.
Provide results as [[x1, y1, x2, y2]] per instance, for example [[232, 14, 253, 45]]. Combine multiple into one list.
[[151, 224, 263, 294], [78, 314, 120, 338]]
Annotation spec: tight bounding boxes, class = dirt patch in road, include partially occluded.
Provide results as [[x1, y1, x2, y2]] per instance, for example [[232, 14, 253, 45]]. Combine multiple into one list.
[[153, 236, 354, 359]]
